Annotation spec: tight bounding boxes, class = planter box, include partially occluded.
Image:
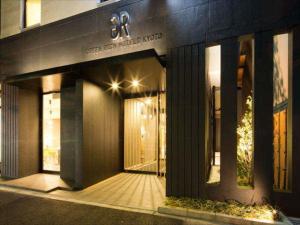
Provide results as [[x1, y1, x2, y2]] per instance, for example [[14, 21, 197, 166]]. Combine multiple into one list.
[[158, 206, 292, 225]]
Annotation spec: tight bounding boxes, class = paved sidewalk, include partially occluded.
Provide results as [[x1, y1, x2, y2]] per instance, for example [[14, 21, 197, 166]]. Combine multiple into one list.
[[0, 190, 222, 225]]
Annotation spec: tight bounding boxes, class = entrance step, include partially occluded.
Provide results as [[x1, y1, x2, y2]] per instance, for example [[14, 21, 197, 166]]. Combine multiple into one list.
[[0, 173, 72, 193]]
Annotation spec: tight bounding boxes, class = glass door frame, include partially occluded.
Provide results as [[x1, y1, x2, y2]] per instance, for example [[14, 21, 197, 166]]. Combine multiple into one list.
[[41, 91, 61, 174], [157, 91, 166, 177]]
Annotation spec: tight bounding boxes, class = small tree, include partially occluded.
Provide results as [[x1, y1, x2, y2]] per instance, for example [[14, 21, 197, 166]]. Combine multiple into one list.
[[237, 96, 253, 186]]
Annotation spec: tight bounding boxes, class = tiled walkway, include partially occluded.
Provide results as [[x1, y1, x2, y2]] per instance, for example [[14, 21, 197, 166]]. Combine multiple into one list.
[[51, 173, 166, 211]]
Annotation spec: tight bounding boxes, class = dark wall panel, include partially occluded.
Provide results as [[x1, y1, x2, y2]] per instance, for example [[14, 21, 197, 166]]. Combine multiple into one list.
[[167, 35, 275, 205], [61, 87, 76, 182], [74, 80, 84, 188], [81, 80, 122, 188], [219, 38, 238, 195], [166, 49, 172, 196], [18, 88, 40, 177], [167, 44, 204, 198], [253, 31, 274, 203], [1, 0, 300, 77], [191, 45, 201, 198]]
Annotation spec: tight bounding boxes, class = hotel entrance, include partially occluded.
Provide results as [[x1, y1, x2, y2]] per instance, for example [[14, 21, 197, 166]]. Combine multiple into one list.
[[0, 50, 166, 191], [124, 93, 166, 175]]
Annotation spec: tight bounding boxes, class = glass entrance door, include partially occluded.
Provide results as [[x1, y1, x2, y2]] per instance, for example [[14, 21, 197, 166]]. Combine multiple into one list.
[[124, 96, 158, 173], [43, 93, 61, 172], [124, 95, 166, 174]]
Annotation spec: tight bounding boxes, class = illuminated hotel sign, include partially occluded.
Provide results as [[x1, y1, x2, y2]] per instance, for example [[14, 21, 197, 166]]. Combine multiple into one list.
[[111, 11, 130, 40], [84, 11, 164, 55]]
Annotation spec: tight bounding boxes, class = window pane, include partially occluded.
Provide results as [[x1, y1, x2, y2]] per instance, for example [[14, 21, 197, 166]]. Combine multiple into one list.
[[205, 45, 221, 185], [273, 33, 291, 191], [237, 38, 254, 188], [25, 0, 41, 27], [43, 93, 61, 172]]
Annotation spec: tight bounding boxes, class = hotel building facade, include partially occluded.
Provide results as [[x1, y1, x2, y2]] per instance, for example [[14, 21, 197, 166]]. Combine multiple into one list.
[[0, 0, 299, 216]]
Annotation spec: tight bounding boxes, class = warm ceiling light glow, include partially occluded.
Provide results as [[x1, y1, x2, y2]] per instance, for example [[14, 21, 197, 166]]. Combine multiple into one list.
[[132, 79, 140, 87], [111, 82, 119, 90]]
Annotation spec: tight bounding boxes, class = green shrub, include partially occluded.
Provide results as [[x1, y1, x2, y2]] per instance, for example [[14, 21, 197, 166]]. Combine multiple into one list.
[[237, 96, 254, 186]]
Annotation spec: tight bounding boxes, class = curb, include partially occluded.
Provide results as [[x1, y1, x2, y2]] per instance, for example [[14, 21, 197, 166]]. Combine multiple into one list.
[[158, 206, 293, 225]]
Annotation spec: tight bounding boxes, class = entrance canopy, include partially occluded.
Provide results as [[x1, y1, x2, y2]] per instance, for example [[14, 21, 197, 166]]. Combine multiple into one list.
[[6, 50, 166, 95]]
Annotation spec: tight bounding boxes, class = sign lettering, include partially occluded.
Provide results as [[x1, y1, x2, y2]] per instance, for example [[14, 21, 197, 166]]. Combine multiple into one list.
[[111, 11, 130, 40]]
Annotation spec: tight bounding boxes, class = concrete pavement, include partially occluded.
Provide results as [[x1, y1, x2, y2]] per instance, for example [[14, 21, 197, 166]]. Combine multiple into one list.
[[0, 190, 223, 225]]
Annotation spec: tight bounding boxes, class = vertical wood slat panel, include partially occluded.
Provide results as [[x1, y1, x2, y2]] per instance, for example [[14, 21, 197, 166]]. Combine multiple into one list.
[[1, 84, 19, 178], [167, 44, 204, 198], [191, 44, 200, 198], [198, 44, 206, 198], [184, 45, 192, 197], [178, 47, 185, 196], [171, 48, 179, 196]]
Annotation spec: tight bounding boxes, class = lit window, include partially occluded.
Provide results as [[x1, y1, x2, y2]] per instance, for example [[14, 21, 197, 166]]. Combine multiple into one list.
[[43, 93, 61, 172], [237, 37, 254, 188], [205, 45, 221, 185], [273, 33, 292, 192], [24, 0, 41, 28]]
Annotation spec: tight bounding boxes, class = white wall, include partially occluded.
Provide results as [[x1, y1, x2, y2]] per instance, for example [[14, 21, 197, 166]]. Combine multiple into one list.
[[41, 0, 97, 25], [1, 0, 22, 38], [1, 0, 100, 39]]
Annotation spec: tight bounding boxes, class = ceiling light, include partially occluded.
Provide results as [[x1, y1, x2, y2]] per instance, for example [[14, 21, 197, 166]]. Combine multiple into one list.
[[132, 79, 140, 87], [111, 82, 119, 90]]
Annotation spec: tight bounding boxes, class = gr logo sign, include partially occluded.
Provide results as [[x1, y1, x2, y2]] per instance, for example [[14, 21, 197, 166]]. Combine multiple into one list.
[[110, 11, 130, 40]]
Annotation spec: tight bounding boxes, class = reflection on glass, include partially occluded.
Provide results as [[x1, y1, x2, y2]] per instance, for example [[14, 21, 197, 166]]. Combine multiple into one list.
[[43, 93, 60, 172], [124, 96, 166, 173], [25, 0, 41, 27], [205, 45, 221, 184], [159, 93, 166, 176], [273, 33, 291, 191], [237, 37, 254, 187]]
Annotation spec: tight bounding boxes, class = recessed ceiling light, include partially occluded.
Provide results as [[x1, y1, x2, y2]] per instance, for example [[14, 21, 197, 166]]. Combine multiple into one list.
[[132, 79, 140, 87], [111, 82, 119, 90]]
